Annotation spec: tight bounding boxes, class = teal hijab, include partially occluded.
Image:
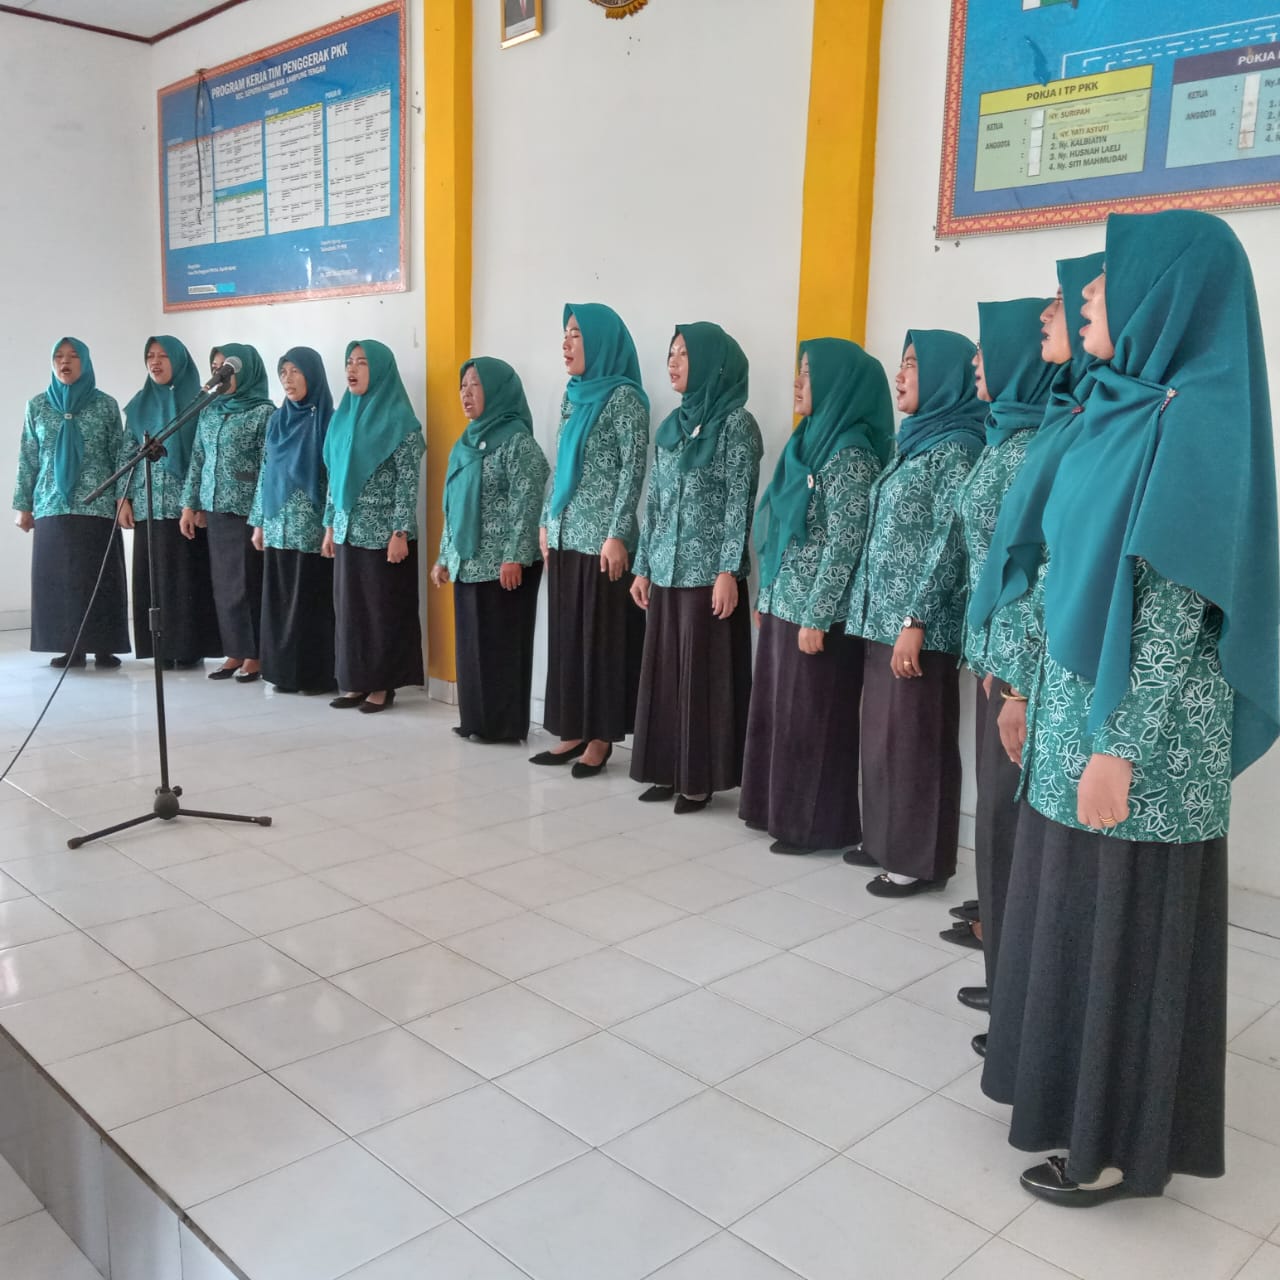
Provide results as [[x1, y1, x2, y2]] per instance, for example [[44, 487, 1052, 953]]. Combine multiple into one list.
[[1041, 211, 1278, 775], [756, 338, 893, 589], [894, 329, 987, 460], [968, 252, 1105, 632], [207, 344, 274, 415], [547, 303, 648, 517], [444, 358, 533, 559], [323, 340, 422, 514], [45, 337, 96, 503], [124, 336, 203, 479], [261, 347, 333, 521], [977, 298, 1056, 445], [654, 323, 749, 471]]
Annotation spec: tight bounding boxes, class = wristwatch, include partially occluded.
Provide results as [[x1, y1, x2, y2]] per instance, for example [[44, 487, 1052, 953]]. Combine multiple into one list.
[[392, 530, 408, 539], [901, 615, 925, 630]]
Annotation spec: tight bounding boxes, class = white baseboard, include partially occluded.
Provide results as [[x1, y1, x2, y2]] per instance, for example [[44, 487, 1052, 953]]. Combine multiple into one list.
[[428, 677, 457, 705], [0, 610, 31, 633]]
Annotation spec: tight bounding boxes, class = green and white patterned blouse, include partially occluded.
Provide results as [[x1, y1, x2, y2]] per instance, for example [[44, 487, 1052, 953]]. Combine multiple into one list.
[[541, 386, 649, 557], [180, 405, 272, 517], [632, 407, 763, 588], [324, 432, 425, 549], [437, 431, 549, 582], [117, 441, 187, 521], [984, 561, 1046, 695], [842, 439, 978, 653], [1025, 557, 1232, 844], [13, 392, 124, 520], [756, 445, 881, 631], [248, 484, 326, 554]]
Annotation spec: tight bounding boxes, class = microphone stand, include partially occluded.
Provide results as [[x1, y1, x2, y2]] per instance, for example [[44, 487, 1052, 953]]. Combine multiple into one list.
[[68, 382, 272, 849]]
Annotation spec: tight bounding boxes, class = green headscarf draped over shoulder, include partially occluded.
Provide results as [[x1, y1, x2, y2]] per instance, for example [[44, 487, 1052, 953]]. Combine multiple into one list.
[[547, 303, 648, 518], [124, 336, 203, 479], [755, 338, 894, 591], [894, 329, 987, 460], [976, 298, 1056, 445], [323, 340, 422, 515], [45, 337, 96, 503], [1041, 212, 1278, 775], [207, 343, 274, 415], [444, 358, 534, 560], [654, 322, 749, 471]]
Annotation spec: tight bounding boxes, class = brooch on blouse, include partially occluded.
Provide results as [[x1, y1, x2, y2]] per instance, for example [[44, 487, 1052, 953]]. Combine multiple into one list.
[[807, 474, 815, 489], [691, 425, 702, 438]]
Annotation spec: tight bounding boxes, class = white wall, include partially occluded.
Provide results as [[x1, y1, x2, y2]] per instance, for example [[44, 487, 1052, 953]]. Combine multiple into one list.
[[868, 0, 1280, 895]]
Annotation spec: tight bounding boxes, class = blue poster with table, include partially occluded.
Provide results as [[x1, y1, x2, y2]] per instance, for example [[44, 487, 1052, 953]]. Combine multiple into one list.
[[938, 1, 1280, 235], [157, 1, 406, 310]]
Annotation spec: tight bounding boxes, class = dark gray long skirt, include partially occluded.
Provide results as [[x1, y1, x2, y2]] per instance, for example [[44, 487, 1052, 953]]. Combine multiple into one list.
[[30, 515, 129, 655], [260, 547, 336, 693], [982, 803, 1228, 1196], [859, 639, 961, 881], [738, 613, 864, 849], [333, 540, 423, 692], [205, 511, 262, 659], [629, 582, 752, 797], [131, 518, 222, 661]]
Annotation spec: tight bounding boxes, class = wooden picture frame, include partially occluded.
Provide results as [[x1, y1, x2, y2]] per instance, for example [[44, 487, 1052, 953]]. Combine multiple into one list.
[[501, 0, 543, 47]]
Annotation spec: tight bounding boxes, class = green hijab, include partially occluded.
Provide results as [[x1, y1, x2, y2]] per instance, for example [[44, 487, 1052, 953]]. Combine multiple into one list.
[[207, 343, 274, 415], [323, 340, 422, 515], [756, 339, 893, 590], [547, 303, 648, 518], [124, 336, 203, 479], [894, 329, 987, 460], [977, 298, 1056, 445], [1041, 212, 1278, 776], [444, 358, 534, 560], [45, 337, 96, 503], [654, 323, 749, 471]]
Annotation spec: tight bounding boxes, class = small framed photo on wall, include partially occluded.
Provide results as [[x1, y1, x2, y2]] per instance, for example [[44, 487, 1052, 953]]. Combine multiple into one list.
[[502, 0, 542, 47]]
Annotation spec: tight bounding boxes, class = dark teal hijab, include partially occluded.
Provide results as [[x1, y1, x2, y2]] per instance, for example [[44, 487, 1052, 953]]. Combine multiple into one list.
[[444, 358, 534, 559], [977, 298, 1056, 445], [261, 347, 333, 522], [45, 337, 97, 503], [654, 323, 749, 471], [894, 329, 987, 460], [756, 338, 893, 589], [207, 344, 274, 416], [548, 303, 648, 517], [323, 340, 422, 514], [1041, 212, 1278, 775], [124, 336, 203, 479], [968, 252, 1105, 633]]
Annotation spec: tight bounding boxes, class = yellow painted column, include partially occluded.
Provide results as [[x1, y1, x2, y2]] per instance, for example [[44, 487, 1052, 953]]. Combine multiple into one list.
[[795, 0, 885, 346], [423, 0, 473, 683]]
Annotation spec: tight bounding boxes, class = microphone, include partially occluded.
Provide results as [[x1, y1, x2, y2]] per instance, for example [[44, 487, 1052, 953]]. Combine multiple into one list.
[[203, 355, 242, 392]]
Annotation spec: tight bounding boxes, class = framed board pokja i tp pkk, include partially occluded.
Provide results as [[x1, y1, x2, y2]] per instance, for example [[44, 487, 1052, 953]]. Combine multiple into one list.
[[937, 1, 1280, 236], [157, 1, 406, 311]]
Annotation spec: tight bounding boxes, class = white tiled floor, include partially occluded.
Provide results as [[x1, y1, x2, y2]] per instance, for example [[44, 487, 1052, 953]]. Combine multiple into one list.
[[2, 631, 1280, 1280]]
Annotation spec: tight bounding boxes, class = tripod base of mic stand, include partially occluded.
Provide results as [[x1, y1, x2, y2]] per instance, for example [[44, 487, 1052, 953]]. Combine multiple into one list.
[[66, 785, 272, 850]]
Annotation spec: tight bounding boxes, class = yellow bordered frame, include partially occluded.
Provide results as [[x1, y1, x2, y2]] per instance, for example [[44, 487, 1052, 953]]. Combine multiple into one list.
[[501, 0, 543, 47]]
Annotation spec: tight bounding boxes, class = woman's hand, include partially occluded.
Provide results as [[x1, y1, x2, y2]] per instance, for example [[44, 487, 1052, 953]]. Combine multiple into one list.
[[752, 609, 762, 630], [321, 528, 335, 559], [600, 536, 628, 582], [195, 511, 208, 528], [179, 507, 198, 540], [14, 511, 33, 533], [251, 527, 264, 552], [387, 532, 409, 564], [891, 626, 925, 678], [499, 562, 523, 590], [117, 499, 135, 531], [430, 564, 450, 587], [982, 673, 994, 699], [997, 694, 1027, 765], [711, 572, 739, 619], [1077, 753, 1133, 831], [539, 525, 549, 560], [798, 626, 825, 655], [630, 575, 651, 610]]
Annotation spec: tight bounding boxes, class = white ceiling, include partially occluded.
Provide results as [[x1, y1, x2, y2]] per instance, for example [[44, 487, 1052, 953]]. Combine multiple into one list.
[[5, 0, 233, 41]]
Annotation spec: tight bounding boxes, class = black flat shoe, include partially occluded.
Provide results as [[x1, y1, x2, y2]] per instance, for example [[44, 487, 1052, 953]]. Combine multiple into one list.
[[865, 873, 946, 898], [571, 744, 613, 778], [1019, 1157, 1136, 1208], [744, 820, 768, 833], [842, 845, 877, 867], [770, 839, 817, 856], [273, 686, 299, 694], [639, 785, 675, 803], [358, 690, 395, 714], [174, 658, 205, 669], [234, 669, 262, 683], [971, 1033, 987, 1058], [50, 653, 86, 669], [674, 793, 710, 815], [94, 654, 122, 669], [529, 741, 588, 766], [330, 692, 369, 708], [939, 920, 983, 950], [208, 664, 242, 680], [452, 726, 472, 739], [950, 901, 981, 922], [957, 986, 990, 1012]]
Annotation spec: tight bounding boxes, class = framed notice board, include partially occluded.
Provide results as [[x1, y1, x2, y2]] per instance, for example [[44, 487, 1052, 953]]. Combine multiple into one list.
[[157, 1, 406, 311], [938, 1, 1280, 236]]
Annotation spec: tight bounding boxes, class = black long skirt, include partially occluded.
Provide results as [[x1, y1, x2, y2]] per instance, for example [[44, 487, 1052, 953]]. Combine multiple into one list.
[[543, 548, 645, 743], [333, 541, 424, 692], [983, 803, 1227, 1195], [205, 511, 262, 659], [973, 677, 1022, 992], [454, 562, 543, 741], [859, 639, 961, 882], [739, 614, 864, 849], [629, 582, 753, 796], [30, 515, 129, 655], [261, 548, 337, 693], [131, 518, 222, 661]]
